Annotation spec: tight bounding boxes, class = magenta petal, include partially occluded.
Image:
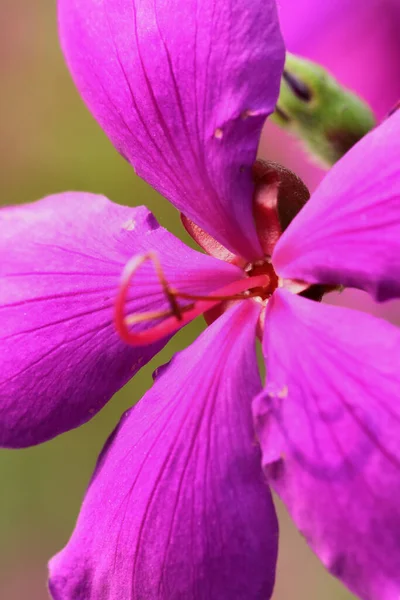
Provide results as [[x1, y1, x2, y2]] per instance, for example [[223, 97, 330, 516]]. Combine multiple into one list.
[[58, 0, 285, 260], [273, 112, 400, 301], [254, 289, 400, 599], [49, 301, 278, 600], [0, 193, 241, 448]]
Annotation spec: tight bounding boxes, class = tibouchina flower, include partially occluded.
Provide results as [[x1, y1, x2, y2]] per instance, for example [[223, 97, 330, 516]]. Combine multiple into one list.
[[1, 1, 399, 600]]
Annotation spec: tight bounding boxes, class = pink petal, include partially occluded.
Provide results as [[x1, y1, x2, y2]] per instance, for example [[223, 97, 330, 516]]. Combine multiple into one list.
[[58, 0, 285, 259], [254, 289, 400, 600], [49, 301, 278, 600], [273, 112, 400, 301], [0, 193, 241, 447]]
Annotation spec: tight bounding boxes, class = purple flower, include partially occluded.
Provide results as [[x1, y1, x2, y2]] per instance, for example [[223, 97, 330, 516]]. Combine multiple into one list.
[[1, 1, 400, 599]]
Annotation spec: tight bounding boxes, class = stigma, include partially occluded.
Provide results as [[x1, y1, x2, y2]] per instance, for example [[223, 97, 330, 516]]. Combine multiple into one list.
[[114, 252, 277, 347]]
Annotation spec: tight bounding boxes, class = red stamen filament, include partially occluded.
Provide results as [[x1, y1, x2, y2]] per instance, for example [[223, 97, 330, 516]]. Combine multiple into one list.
[[115, 252, 270, 346]]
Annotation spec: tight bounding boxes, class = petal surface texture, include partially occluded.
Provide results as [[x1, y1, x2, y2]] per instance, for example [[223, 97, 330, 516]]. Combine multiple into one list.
[[0, 193, 241, 448], [58, 0, 285, 259], [49, 301, 278, 600], [254, 289, 400, 600], [273, 112, 400, 301]]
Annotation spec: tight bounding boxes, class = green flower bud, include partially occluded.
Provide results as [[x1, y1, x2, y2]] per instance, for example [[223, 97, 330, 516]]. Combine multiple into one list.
[[271, 52, 376, 167]]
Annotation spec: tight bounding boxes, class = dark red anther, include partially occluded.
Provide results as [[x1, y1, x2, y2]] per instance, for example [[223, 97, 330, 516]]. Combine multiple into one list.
[[252, 159, 310, 256], [181, 160, 310, 263]]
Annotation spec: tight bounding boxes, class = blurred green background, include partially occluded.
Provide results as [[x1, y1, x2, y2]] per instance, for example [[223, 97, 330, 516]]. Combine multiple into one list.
[[1, 1, 399, 598]]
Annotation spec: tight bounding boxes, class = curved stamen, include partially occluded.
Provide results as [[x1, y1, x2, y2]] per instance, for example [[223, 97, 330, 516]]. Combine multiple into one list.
[[115, 252, 269, 346]]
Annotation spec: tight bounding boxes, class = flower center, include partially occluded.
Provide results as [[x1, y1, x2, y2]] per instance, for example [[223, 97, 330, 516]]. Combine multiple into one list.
[[244, 260, 279, 300], [115, 163, 312, 347]]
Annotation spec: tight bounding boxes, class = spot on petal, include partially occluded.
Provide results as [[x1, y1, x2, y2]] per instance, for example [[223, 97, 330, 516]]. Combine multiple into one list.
[[122, 218, 136, 231], [241, 109, 256, 120]]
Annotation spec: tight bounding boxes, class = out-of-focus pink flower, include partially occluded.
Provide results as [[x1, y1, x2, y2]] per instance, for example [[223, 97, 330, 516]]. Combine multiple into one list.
[[261, 0, 400, 189], [279, 0, 400, 117]]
